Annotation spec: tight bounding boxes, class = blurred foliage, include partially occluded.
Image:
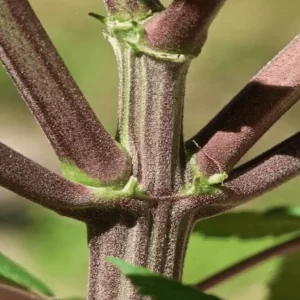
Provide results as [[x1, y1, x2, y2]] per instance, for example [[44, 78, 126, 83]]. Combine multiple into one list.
[[0, 251, 54, 297], [0, 0, 300, 299], [193, 207, 300, 239], [267, 250, 300, 300]]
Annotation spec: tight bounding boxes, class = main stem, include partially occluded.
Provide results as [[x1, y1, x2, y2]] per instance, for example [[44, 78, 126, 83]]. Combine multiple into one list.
[[87, 204, 195, 300], [114, 43, 190, 196], [87, 40, 193, 299]]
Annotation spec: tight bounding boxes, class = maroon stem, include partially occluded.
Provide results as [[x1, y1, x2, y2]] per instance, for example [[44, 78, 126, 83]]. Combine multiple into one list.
[[196, 236, 300, 291], [87, 202, 195, 300], [145, 0, 226, 54], [0, 0, 130, 184], [180, 133, 300, 216], [0, 284, 46, 300], [1, 2, 300, 300], [0, 142, 94, 214], [187, 34, 300, 175], [114, 45, 189, 196], [104, 0, 163, 16]]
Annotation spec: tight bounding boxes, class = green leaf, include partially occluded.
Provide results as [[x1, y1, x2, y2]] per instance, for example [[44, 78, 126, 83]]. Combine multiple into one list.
[[268, 250, 300, 300], [0, 252, 54, 296], [106, 257, 223, 300], [193, 207, 300, 239]]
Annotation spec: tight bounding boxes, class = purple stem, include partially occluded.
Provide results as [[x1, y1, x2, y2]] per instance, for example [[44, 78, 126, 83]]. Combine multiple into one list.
[[145, 0, 227, 54], [180, 133, 300, 217], [187, 34, 300, 175], [0, 0, 130, 184], [0, 142, 94, 214], [103, 0, 163, 16], [0, 283, 46, 300]]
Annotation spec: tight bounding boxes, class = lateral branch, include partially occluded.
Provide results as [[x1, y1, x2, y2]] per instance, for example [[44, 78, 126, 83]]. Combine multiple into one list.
[[0, 0, 130, 184], [187, 34, 300, 175], [0, 142, 94, 213]]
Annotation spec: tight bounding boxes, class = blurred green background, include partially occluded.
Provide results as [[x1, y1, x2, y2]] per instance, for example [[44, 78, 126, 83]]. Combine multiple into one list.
[[0, 0, 300, 299]]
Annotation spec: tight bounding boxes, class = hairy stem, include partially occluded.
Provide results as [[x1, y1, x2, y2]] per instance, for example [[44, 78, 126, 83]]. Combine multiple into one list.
[[145, 0, 226, 54], [0, 0, 131, 184], [104, 0, 163, 17], [187, 34, 300, 175], [182, 133, 300, 216], [87, 203, 194, 300], [113, 41, 190, 196], [0, 142, 94, 214], [196, 235, 300, 291]]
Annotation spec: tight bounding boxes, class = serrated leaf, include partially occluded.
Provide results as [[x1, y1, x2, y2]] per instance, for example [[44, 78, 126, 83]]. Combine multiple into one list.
[[193, 207, 300, 239], [0, 252, 54, 296], [106, 257, 223, 300]]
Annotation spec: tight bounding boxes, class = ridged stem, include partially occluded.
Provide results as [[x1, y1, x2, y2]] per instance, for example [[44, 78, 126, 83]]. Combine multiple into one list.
[[0, 142, 94, 214], [0, 0, 131, 184], [87, 203, 194, 300], [113, 42, 190, 196], [187, 34, 300, 175]]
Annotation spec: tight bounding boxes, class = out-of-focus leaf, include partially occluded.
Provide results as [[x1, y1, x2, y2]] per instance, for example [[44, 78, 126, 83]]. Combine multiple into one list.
[[268, 249, 300, 300], [193, 207, 300, 239], [0, 282, 46, 300], [25, 208, 88, 295], [0, 252, 54, 297], [106, 256, 223, 300]]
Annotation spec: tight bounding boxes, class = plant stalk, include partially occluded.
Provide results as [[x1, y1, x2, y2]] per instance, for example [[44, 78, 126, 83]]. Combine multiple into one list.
[[113, 41, 191, 196], [87, 203, 194, 300]]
